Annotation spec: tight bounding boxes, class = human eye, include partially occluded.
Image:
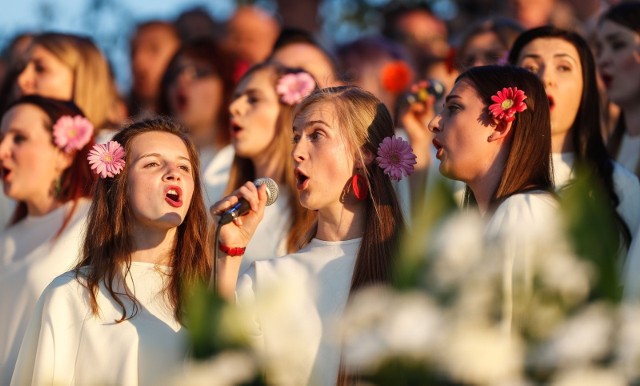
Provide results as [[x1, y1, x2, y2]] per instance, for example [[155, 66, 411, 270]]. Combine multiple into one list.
[[611, 40, 626, 51], [308, 129, 323, 141], [557, 62, 573, 73], [178, 164, 191, 172], [13, 134, 26, 145], [143, 161, 160, 168], [292, 133, 301, 144], [446, 103, 461, 115]]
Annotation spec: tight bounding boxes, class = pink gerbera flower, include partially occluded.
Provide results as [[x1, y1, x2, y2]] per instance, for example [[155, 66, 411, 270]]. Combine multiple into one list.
[[87, 141, 125, 178], [276, 72, 316, 105], [489, 87, 527, 123], [53, 115, 94, 153], [376, 136, 417, 181]]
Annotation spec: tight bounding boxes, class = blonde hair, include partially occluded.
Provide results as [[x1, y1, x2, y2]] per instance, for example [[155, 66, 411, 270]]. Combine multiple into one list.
[[33, 33, 120, 133]]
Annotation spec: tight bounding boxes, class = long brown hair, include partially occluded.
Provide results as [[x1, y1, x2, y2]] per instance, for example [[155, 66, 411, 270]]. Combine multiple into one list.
[[4, 95, 95, 235], [294, 86, 406, 385], [77, 117, 211, 323], [457, 65, 554, 211], [225, 62, 316, 252]]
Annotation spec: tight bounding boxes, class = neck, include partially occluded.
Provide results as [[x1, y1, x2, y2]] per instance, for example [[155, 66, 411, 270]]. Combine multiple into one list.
[[623, 105, 640, 137], [25, 194, 64, 217], [315, 200, 366, 241], [191, 123, 221, 150], [467, 151, 507, 216], [253, 155, 281, 182], [130, 226, 176, 266], [552, 129, 574, 153]]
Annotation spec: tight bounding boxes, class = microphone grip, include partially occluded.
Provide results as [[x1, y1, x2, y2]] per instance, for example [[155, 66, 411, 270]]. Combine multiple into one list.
[[218, 199, 251, 225]]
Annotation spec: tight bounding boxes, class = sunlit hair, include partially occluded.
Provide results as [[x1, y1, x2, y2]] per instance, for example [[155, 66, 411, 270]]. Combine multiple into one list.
[[76, 117, 211, 323], [225, 61, 316, 252], [293, 85, 406, 386], [30, 32, 120, 133], [158, 37, 236, 148], [3, 95, 95, 234], [509, 27, 631, 247], [457, 65, 553, 210]]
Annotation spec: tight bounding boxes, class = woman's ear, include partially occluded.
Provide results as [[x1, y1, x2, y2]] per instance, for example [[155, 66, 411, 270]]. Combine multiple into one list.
[[54, 150, 74, 173], [355, 148, 375, 169], [487, 120, 513, 142]]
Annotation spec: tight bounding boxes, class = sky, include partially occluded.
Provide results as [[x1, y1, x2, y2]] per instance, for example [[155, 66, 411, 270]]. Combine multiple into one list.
[[0, 0, 238, 91]]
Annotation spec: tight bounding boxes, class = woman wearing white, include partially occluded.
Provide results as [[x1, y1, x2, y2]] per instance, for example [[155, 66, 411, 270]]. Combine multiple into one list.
[[212, 62, 317, 275], [11, 118, 211, 385], [509, 26, 640, 265], [213, 86, 412, 385], [0, 96, 94, 384], [428, 65, 559, 333]]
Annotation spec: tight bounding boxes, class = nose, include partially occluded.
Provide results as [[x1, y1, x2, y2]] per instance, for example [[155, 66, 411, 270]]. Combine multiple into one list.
[[16, 64, 35, 95], [0, 136, 10, 160], [540, 67, 554, 87], [162, 163, 182, 181], [428, 114, 442, 133], [292, 137, 306, 163], [229, 95, 246, 118]]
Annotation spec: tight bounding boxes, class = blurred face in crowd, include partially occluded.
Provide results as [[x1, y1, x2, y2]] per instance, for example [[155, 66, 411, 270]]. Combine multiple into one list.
[[395, 9, 449, 59], [167, 56, 224, 147], [17, 45, 74, 101], [223, 6, 279, 65], [271, 43, 337, 88], [229, 68, 280, 161], [0, 104, 71, 215], [595, 20, 640, 107], [459, 31, 506, 70], [131, 24, 180, 101], [516, 38, 582, 142], [428, 80, 501, 184]]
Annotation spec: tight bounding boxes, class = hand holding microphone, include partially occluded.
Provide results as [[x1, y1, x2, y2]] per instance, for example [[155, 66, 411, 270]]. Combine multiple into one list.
[[217, 177, 279, 225]]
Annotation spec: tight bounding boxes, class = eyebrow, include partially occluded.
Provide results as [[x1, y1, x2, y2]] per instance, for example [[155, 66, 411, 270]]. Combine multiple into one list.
[[445, 94, 461, 103], [233, 87, 262, 100], [293, 119, 330, 132], [137, 153, 191, 162], [521, 53, 578, 64]]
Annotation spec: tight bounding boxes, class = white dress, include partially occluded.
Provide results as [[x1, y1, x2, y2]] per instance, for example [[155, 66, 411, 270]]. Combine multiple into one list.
[[552, 152, 640, 238], [201, 144, 234, 209], [484, 192, 559, 335], [236, 238, 360, 386], [0, 199, 90, 385], [0, 193, 15, 230], [11, 262, 185, 386]]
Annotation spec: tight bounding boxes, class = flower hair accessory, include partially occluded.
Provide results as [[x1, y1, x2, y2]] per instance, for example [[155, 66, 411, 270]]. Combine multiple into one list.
[[88, 141, 125, 178], [489, 87, 527, 123], [53, 115, 94, 153], [380, 60, 413, 94], [376, 136, 417, 181], [276, 72, 316, 105]]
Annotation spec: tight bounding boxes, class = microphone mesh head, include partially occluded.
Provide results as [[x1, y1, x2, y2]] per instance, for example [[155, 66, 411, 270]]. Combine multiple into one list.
[[254, 177, 279, 206]]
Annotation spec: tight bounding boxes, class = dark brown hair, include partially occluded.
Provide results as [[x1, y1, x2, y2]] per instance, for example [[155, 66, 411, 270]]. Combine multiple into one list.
[[458, 65, 553, 210], [225, 61, 316, 253], [4, 95, 95, 234], [77, 117, 210, 323]]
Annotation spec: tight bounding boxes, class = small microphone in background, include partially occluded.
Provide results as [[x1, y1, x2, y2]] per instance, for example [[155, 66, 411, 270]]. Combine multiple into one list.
[[405, 79, 445, 104], [218, 177, 279, 226]]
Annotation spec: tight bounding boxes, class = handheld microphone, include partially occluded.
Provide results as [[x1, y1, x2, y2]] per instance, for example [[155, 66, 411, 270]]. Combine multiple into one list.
[[405, 79, 445, 104], [218, 177, 279, 226]]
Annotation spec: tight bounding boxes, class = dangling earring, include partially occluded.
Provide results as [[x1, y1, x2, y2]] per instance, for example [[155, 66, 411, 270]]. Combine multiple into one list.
[[51, 177, 62, 198], [351, 173, 369, 201]]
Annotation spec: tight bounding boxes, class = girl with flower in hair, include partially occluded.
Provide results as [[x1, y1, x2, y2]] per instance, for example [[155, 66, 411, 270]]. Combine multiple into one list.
[[210, 61, 317, 275], [509, 26, 640, 268], [212, 85, 413, 385], [0, 95, 95, 384], [428, 65, 558, 332], [11, 117, 211, 385]]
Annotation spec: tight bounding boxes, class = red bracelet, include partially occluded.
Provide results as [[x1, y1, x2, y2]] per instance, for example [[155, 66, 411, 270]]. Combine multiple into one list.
[[218, 243, 246, 256]]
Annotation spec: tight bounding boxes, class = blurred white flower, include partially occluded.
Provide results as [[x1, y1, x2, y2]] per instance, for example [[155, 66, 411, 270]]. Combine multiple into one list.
[[439, 322, 523, 385], [175, 351, 258, 386], [551, 366, 626, 386], [615, 303, 640, 379]]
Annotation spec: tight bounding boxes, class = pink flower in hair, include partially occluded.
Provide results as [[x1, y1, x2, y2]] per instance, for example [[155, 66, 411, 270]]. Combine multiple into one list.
[[276, 72, 316, 105], [53, 115, 94, 153], [87, 141, 125, 178], [489, 87, 527, 123], [376, 136, 417, 181]]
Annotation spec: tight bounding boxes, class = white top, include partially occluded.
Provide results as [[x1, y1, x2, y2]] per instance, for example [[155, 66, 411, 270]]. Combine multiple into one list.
[[0, 199, 90, 385], [201, 144, 234, 209], [616, 133, 640, 174], [0, 193, 14, 230], [552, 152, 640, 238], [240, 189, 291, 275], [11, 262, 185, 386], [236, 238, 360, 386], [484, 192, 559, 335]]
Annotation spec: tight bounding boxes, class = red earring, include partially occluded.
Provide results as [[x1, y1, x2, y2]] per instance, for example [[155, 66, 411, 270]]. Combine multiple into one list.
[[351, 174, 369, 201]]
